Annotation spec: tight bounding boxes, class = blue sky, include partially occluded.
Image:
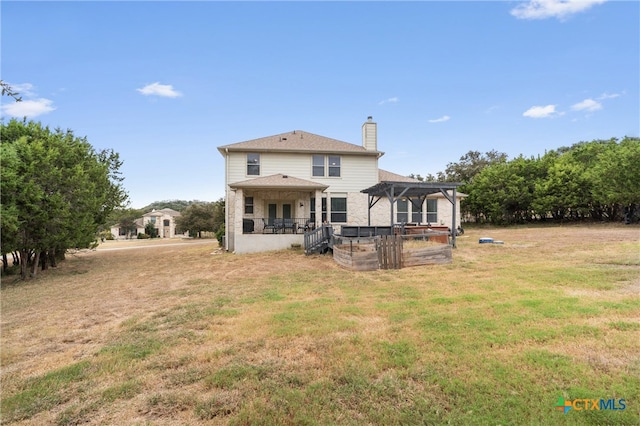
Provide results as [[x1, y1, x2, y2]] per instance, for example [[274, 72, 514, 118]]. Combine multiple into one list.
[[2, 1, 638, 209]]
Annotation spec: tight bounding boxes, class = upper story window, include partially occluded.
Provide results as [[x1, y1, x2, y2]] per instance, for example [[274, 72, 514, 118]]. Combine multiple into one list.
[[312, 155, 324, 177], [328, 156, 341, 177], [247, 153, 260, 176], [312, 155, 341, 177]]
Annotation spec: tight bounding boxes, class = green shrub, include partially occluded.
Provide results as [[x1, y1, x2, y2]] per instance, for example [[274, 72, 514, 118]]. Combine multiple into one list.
[[137, 233, 150, 239], [215, 225, 225, 246]]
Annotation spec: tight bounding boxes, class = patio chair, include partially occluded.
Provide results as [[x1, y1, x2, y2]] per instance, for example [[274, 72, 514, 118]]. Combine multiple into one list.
[[273, 218, 285, 233], [263, 218, 278, 233], [283, 218, 297, 233]]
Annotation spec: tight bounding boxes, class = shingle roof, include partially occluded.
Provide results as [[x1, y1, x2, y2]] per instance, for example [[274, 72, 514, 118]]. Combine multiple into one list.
[[379, 169, 419, 183], [229, 173, 329, 190], [218, 130, 382, 156]]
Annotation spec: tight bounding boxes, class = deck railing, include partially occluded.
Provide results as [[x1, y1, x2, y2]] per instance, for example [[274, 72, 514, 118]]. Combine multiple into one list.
[[242, 217, 313, 234], [304, 225, 334, 255]]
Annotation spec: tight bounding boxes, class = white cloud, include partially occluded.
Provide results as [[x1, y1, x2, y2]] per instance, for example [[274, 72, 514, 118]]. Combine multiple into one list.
[[9, 82, 36, 97], [1, 98, 56, 118], [136, 82, 182, 98], [510, 0, 607, 20], [571, 98, 602, 112], [598, 91, 622, 100], [522, 104, 561, 118], [378, 97, 399, 105], [428, 115, 450, 123], [0, 82, 56, 118]]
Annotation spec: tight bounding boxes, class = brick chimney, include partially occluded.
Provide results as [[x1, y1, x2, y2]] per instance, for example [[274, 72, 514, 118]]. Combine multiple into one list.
[[362, 116, 377, 151]]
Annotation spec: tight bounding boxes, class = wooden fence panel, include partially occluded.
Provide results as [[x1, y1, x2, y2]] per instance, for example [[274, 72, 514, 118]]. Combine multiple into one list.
[[376, 235, 403, 269]]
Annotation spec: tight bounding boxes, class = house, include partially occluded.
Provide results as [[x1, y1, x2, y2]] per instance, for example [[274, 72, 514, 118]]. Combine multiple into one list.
[[110, 208, 187, 240], [218, 117, 464, 254]]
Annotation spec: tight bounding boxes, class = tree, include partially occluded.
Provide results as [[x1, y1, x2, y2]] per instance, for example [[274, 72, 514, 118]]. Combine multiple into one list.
[[444, 150, 508, 183], [1, 119, 127, 279], [175, 199, 224, 238], [590, 137, 640, 215], [106, 208, 143, 239], [141, 200, 195, 212], [1, 80, 22, 102], [144, 222, 158, 238]]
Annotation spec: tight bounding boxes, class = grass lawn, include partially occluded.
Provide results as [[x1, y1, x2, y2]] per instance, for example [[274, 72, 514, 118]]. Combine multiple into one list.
[[1, 225, 639, 425]]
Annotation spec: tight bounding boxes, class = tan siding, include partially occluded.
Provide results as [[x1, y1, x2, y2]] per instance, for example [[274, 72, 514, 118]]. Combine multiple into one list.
[[226, 151, 378, 193]]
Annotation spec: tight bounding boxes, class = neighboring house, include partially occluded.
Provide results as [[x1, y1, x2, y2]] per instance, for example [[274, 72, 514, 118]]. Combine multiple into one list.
[[110, 208, 187, 240], [218, 117, 464, 254]]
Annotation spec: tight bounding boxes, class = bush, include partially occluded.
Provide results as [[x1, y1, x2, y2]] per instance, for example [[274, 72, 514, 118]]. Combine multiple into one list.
[[137, 233, 150, 239], [215, 225, 225, 246]]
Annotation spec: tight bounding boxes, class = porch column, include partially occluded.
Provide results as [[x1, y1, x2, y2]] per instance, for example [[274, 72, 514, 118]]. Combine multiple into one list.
[[234, 188, 244, 248], [315, 190, 322, 227]]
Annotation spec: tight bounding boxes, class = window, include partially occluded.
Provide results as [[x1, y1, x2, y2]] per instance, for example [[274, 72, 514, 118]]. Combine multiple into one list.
[[397, 199, 409, 223], [119, 227, 127, 236], [312, 155, 324, 177], [244, 196, 254, 214], [311, 155, 341, 177], [330, 197, 347, 223], [427, 199, 437, 224], [328, 156, 341, 177], [310, 197, 327, 223], [247, 153, 260, 176], [411, 199, 423, 223], [150, 217, 156, 224], [163, 219, 170, 227]]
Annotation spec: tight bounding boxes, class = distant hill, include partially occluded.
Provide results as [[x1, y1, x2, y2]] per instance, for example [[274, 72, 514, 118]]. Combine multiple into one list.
[[140, 200, 208, 213]]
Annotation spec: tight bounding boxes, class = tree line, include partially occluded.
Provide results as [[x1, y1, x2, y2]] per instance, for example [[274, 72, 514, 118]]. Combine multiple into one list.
[[412, 137, 640, 224], [1, 119, 127, 279]]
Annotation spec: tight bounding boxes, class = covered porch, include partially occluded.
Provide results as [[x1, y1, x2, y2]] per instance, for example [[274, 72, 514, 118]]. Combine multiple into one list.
[[227, 174, 328, 254]]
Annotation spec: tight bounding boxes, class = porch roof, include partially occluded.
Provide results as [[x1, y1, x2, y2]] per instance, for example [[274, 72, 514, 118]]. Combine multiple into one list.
[[229, 174, 329, 191], [361, 181, 463, 199]]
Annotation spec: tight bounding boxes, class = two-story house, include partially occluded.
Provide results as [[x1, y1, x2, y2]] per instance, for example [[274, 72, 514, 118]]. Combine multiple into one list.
[[110, 208, 186, 240], [218, 118, 463, 254]]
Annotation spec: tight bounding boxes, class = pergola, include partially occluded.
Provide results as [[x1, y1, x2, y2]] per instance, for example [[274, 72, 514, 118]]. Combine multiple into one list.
[[361, 181, 464, 247]]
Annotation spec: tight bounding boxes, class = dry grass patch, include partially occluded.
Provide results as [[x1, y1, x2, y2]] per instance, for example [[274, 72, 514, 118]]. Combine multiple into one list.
[[2, 226, 639, 425]]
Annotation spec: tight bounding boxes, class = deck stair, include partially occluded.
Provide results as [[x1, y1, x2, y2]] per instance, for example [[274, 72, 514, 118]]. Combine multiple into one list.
[[304, 225, 333, 255]]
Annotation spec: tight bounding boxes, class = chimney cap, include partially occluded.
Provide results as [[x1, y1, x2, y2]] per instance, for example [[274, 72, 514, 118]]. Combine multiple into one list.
[[367, 116, 373, 121]]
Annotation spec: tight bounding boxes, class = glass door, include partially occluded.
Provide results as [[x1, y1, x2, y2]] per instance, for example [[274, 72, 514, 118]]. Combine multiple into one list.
[[282, 204, 292, 219], [268, 203, 277, 225]]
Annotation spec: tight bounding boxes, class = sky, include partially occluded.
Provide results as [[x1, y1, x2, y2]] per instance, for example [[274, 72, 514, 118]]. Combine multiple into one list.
[[2, 0, 638, 209]]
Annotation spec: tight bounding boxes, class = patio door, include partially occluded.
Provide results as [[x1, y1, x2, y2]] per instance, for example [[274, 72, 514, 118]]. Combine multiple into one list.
[[267, 203, 293, 219], [268, 204, 277, 225], [282, 204, 292, 219]]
